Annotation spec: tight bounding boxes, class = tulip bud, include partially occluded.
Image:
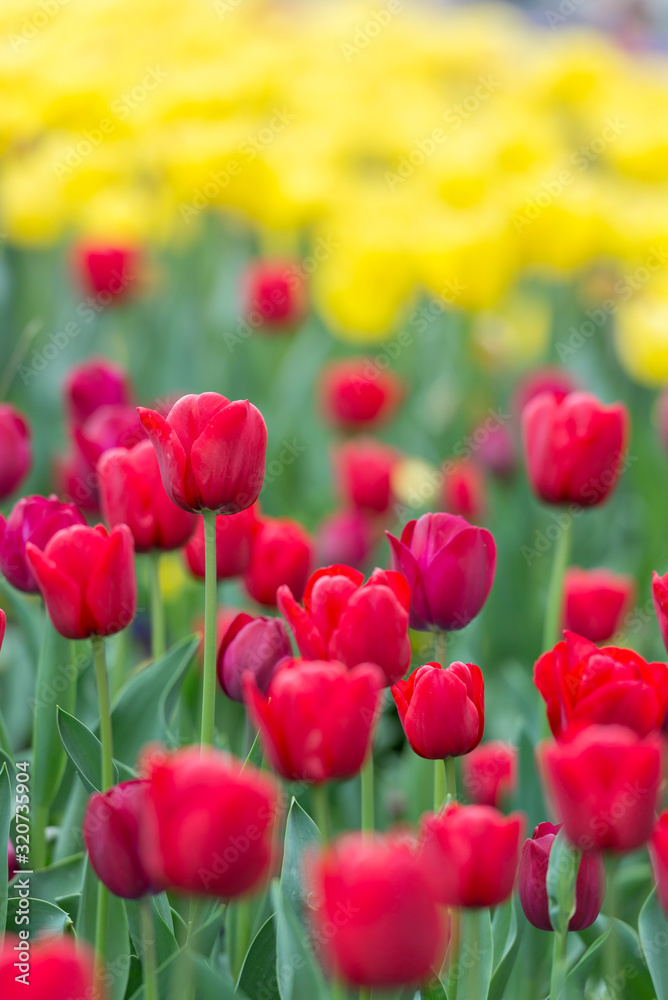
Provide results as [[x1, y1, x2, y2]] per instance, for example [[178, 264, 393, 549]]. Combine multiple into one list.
[[138, 393, 267, 514], [26, 523, 137, 640], [0, 937, 101, 999], [278, 564, 411, 685], [441, 459, 487, 522], [539, 724, 665, 852], [319, 359, 403, 430], [98, 441, 197, 552], [650, 812, 668, 913], [562, 568, 636, 644], [0, 405, 31, 501], [244, 259, 306, 330], [522, 391, 629, 508], [652, 570, 668, 655], [64, 357, 131, 429], [0, 495, 86, 593], [217, 612, 291, 701], [243, 517, 313, 606], [519, 822, 606, 931], [75, 404, 146, 472], [420, 803, 525, 908], [244, 658, 384, 783], [53, 445, 100, 512], [334, 438, 400, 514], [392, 661, 484, 760], [307, 833, 448, 988], [73, 241, 139, 303], [82, 781, 160, 899], [184, 504, 259, 580], [461, 741, 518, 808], [387, 512, 496, 632]]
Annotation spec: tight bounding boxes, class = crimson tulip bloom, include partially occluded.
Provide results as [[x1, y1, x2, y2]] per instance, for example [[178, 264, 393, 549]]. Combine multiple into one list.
[[54, 445, 99, 512], [140, 747, 280, 898], [650, 812, 668, 913], [316, 509, 376, 570], [217, 612, 291, 702], [518, 822, 606, 931], [244, 658, 384, 783], [652, 570, 668, 655], [98, 440, 197, 552], [278, 564, 411, 685], [522, 391, 629, 507], [244, 517, 313, 606], [539, 725, 664, 852], [441, 459, 487, 522], [73, 241, 139, 302], [0, 494, 85, 593], [534, 631, 668, 739], [75, 404, 146, 470], [420, 803, 525, 908], [334, 438, 400, 514], [563, 568, 636, 644], [83, 780, 160, 899], [387, 512, 496, 632], [184, 504, 259, 580], [0, 937, 101, 999], [64, 357, 130, 428], [307, 833, 447, 988], [0, 404, 31, 501], [392, 661, 484, 760], [244, 260, 306, 329], [319, 359, 403, 430], [461, 741, 518, 808], [138, 392, 267, 514], [26, 523, 136, 639]]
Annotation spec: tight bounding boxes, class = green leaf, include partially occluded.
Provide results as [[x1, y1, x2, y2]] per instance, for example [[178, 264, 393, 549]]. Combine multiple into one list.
[[75, 856, 98, 944], [0, 764, 11, 944], [564, 929, 610, 997], [56, 707, 119, 794], [280, 798, 321, 921], [238, 915, 278, 999], [639, 888, 668, 1000], [271, 880, 329, 1000], [489, 896, 524, 1000], [32, 621, 76, 829], [5, 897, 72, 936], [190, 953, 243, 998], [55, 892, 80, 927], [243, 730, 263, 771], [127, 931, 246, 1000], [11, 854, 84, 906], [421, 977, 449, 999], [456, 907, 494, 1000], [512, 726, 546, 832], [110, 636, 198, 767], [126, 897, 179, 969], [546, 830, 580, 936], [105, 893, 131, 1000]]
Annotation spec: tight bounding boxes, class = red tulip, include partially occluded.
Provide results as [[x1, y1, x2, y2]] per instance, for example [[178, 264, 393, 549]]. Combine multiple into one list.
[[441, 459, 487, 522], [534, 631, 668, 739], [138, 393, 267, 514], [462, 741, 518, 807], [184, 504, 259, 580], [319, 359, 403, 430], [392, 661, 484, 760], [98, 440, 197, 552], [53, 445, 100, 512], [26, 524, 136, 639], [243, 517, 313, 606], [73, 241, 139, 302], [475, 421, 517, 480], [650, 812, 668, 913], [420, 803, 525, 907], [0, 494, 86, 593], [0, 937, 102, 999], [513, 366, 579, 416], [75, 404, 146, 470], [522, 391, 629, 507], [64, 357, 130, 428], [244, 260, 306, 330], [652, 570, 668, 655], [217, 612, 291, 702], [316, 509, 376, 571], [539, 725, 664, 852], [387, 512, 496, 632], [0, 404, 31, 501], [563, 568, 636, 644], [334, 438, 400, 514], [278, 564, 411, 685], [140, 747, 280, 898], [518, 822, 606, 931], [244, 658, 384, 783], [307, 832, 447, 988], [83, 780, 160, 899], [0, 609, 5, 652]]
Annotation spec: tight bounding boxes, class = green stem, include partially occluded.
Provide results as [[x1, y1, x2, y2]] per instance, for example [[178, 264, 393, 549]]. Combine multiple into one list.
[[31, 805, 48, 871], [361, 751, 374, 836], [94, 878, 109, 984], [201, 511, 218, 747], [604, 855, 619, 993], [91, 635, 114, 978], [330, 979, 346, 1000], [0, 708, 11, 757], [549, 927, 569, 1000], [359, 989, 371, 1000], [433, 759, 447, 812], [313, 784, 331, 844], [448, 908, 460, 1000], [149, 552, 165, 661], [445, 757, 457, 802], [433, 630, 448, 665], [233, 898, 252, 980], [140, 897, 158, 1000], [542, 515, 572, 654]]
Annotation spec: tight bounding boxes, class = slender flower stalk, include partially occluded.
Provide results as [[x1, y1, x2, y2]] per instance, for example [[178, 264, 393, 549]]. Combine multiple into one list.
[[148, 552, 165, 660], [542, 518, 572, 657], [361, 753, 374, 836], [91, 635, 114, 977], [201, 511, 218, 746], [313, 784, 331, 844], [140, 898, 158, 1000]]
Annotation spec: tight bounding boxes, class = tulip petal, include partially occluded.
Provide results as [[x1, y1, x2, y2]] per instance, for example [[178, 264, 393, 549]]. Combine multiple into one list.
[[276, 585, 327, 659], [26, 542, 85, 639], [85, 524, 136, 636], [190, 399, 267, 513], [138, 406, 190, 510]]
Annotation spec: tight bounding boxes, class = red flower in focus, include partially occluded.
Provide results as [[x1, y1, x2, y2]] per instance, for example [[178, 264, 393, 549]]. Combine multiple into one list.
[[184, 504, 259, 580], [307, 832, 448, 988], [0, 494, 86, 593], [319, 359, 403, 430], [441, 459, 487, 522], [217, 612, 291, 702], [0, 936, 102, 1000], [73, 242, 139, 302], [138, 393, 267, 513], [534, 631, 668, 739], [26, 524, 136, 639], [392, 661, 484, 760], [420, 803, 525, 908], [0, 404, 31, 501], [244, 658, 384, 782], [244, 259, 306, 330], [539, 724, 664, 852], [650, 812, 668, 913], [522, 391, 629, 507], [243, 517, 313, 606], [461, 741, 518, 807], [562, 568, 636, 644], [64, 357, 131, 428], [334, 438, 400, 514], [278, 564, 411, 685]]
